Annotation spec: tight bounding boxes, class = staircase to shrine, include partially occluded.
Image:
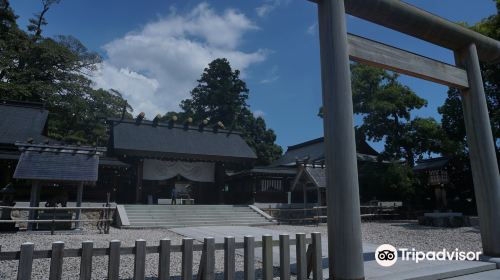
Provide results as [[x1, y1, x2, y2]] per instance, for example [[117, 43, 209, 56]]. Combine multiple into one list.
[[117, 205, 275, 228]]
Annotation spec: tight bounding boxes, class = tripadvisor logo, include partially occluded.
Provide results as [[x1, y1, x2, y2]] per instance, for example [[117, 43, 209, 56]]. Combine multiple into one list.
[[375, 244, 398, 267], [375, 244, 482, 267]]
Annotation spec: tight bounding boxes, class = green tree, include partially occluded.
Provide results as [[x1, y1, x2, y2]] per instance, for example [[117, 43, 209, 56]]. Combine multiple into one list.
[[351, 63, 444, 166], [319, 63, 450, 203], [359, 162, 417, 201], [0, 0, 132, 144], [350, 64, 447, 203], [180, 58, 249, 127], [0, 0, 30, 93], [237, 108, 282, 165], [437, 88, 468, 155], [319, 63, 447, 165], [171, 58, 282, 165], [439, 1, 500, 155]]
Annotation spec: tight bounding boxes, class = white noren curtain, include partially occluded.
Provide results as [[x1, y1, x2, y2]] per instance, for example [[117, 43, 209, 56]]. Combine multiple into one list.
[[142, 159, 215, 182]]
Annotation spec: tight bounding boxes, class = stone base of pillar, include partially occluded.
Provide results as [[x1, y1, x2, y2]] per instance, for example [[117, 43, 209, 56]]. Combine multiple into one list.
[[480, 256, 500, 269]]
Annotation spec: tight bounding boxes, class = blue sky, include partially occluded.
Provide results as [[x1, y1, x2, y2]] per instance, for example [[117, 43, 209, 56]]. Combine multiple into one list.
[[10, 0, 498, 152]]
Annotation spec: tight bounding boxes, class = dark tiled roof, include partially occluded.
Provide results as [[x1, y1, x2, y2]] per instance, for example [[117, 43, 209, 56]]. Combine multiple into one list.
[[99, 157, 130, 168], [413, 157, 450, 171], [13, 144, 105, 182], [305, 167, 326, 188], [109, 118, 257, 162], [0, 102, 50, 145], [271, 136, 378, 167]]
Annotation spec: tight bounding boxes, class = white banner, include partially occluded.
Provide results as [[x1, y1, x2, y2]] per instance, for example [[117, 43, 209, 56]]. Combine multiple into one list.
[[142, 159, 215, 182]]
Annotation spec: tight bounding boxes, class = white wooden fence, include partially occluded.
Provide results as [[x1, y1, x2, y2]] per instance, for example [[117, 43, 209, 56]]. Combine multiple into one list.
[[0, 233, 323, 280]]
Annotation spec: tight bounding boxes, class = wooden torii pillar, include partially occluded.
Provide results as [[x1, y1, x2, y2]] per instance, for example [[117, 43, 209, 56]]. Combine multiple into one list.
[[316, 1, 364, 279], [309, 0, 500, 278]]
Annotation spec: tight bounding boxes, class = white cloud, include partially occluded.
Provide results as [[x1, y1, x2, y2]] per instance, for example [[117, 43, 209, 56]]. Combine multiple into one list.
[[92, 3, 267, 116], [306, 22, 317, 35], [253, 110, 266, 118], [256, 0, 289, 18], [259, 65, 279, 84]]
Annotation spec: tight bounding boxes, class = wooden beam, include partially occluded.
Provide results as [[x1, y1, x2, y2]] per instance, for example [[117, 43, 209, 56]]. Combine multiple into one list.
[[347, 33, 469, 89], [308, 0, 500, 63]]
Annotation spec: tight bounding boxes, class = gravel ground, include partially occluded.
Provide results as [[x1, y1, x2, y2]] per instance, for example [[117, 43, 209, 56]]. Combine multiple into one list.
[[262, 221, 483, 253], [0, 221, 482, 279]]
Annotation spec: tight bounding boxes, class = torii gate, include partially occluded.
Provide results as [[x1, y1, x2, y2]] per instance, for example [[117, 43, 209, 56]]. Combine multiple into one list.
[[308, 0, 500, 279]]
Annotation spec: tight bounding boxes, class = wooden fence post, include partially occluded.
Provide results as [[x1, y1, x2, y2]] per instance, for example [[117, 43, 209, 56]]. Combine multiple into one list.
[[197, 249, 206, 280], [17, 242, 34, 280], [279, 234, 290, 280], [49, 241, 65, 280], [311, 232, 323, 280], [134, 239, 146, 280], [159, 239, 171, 280], [202, 237, 215, 280], [80, 241, 93, 280], [108, 240, 121, 280], [296, 233, 307, 280], [224, 236, 235, 280], [244, 236, 255, 280], [262, 235, 273, 280], [182, 238, 194, 280], [306, 244, 313, 278]]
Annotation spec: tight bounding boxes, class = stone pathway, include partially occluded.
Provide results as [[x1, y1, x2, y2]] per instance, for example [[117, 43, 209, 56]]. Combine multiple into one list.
[[170, 226, 500, 280], [447, 269, 500, 279]]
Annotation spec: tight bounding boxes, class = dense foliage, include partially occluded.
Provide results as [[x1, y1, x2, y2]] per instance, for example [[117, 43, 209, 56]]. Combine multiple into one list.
[[351, 63, 447, 166], [348, 63, 451, 203], [0, 0, 132, 145], [164, 58, 282, 165], [439, 0, 500, 156]]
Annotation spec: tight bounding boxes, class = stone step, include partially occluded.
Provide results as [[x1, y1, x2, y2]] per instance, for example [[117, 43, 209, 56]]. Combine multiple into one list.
[[126, 213, 260, 217], [123, 205, 251, 209], [446, 269, 500, 280], [130, 219, 267, 225], [126, 214, 256, 218], [128, 219, 267, 224], [124, 208, 253, 211], [125, 210, 254, 213], [124, 206, 253, 209], [119, 204, 273, 228], [125, 222, 272, 228], [125, 210, 254, 214], [127, 218, 266, 222]]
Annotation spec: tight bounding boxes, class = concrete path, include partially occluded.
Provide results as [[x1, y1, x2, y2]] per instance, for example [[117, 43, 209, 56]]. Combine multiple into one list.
[[446, 269, 500, 279], [169, 226, 499, 280]]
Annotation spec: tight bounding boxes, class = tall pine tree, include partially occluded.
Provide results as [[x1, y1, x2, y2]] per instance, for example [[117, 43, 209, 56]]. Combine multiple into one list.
[[170, 58, 282, 165]]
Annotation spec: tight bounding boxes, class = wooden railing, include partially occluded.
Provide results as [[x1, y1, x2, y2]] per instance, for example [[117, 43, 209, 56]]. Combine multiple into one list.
[[264, 205, 400, 224], [262, 207, 327, 224], [0, 206, 115, 234], [0, 233, 323, 280]]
